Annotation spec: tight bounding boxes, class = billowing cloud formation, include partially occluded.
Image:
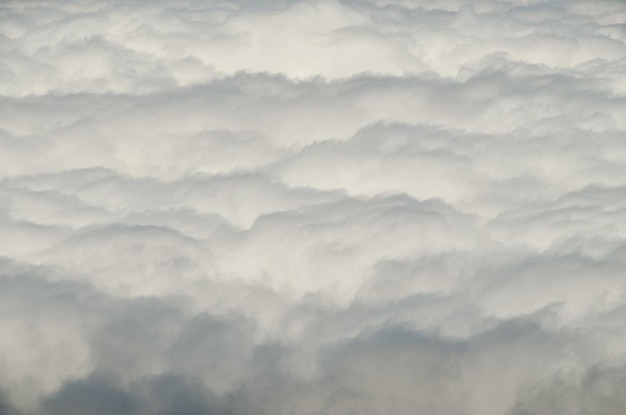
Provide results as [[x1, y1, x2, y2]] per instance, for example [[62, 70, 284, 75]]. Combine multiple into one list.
[[1, 0, 626, 414]]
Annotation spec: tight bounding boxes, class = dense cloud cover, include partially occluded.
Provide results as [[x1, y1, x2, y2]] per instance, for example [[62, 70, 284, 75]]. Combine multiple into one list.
[[1, 0, 626, 413]]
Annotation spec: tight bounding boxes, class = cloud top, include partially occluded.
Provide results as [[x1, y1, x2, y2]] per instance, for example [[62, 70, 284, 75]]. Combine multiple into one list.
[[1, 0, 626, 414]]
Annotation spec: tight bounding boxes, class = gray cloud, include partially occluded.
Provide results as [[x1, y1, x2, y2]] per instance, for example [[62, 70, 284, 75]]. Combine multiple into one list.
[[1, 0, 626, 413]]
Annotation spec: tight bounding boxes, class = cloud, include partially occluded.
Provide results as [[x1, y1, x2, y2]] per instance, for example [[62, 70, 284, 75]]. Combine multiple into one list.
[[1, 0, 626, 413]]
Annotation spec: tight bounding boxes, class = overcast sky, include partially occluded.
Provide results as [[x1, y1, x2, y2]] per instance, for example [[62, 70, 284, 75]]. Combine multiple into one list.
[[1, 0, 626, 414]]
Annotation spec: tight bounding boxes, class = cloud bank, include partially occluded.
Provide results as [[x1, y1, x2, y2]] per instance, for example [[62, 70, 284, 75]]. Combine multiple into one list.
[[1, 0, 626, 414]]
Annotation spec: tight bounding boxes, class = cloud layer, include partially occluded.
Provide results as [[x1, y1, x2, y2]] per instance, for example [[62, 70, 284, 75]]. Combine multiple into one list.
[[1, 0, 626, 414]]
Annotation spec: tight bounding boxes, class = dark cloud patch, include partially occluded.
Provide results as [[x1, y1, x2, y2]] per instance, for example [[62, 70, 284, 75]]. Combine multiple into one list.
[[511, 365, 626, 415], [44, 375, 137, 415], [0, 392, 21, 415], [41, 373, 237, 415]]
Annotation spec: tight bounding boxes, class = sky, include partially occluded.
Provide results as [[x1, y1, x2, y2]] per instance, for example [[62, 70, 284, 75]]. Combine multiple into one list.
[[1, 0, 626, 414]]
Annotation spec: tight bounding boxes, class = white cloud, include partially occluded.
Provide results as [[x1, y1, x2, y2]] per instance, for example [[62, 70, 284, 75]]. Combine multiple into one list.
[[1, 0, 626, 413]]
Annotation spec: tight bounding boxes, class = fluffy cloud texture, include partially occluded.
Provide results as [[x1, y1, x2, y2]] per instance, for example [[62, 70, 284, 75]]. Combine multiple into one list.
[[1, 0, 626, 414]]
